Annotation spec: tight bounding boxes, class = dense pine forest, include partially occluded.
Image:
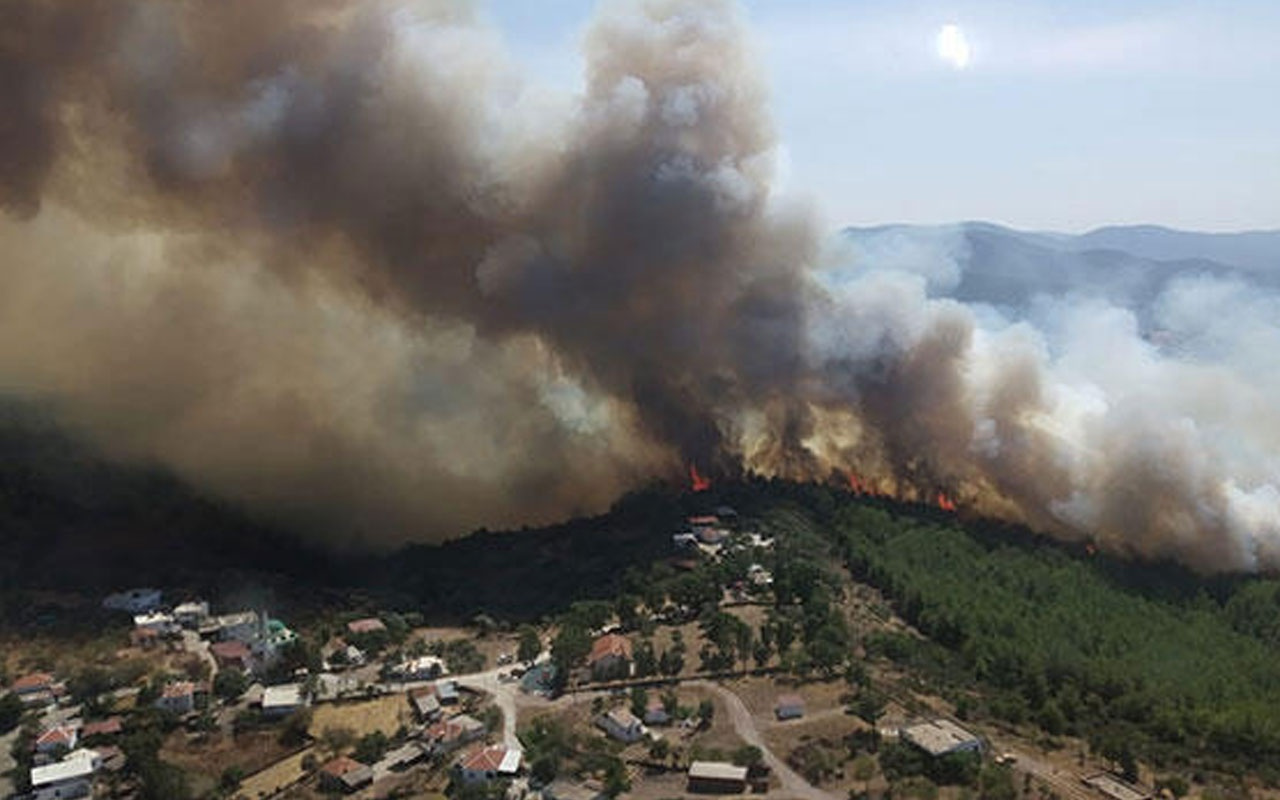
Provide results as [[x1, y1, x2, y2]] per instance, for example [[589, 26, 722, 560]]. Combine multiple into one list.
[[743, 482, 1280, 780]]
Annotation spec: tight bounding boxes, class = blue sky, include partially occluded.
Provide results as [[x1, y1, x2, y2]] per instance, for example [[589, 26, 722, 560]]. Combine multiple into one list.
[[479, 0, 1279, 233]]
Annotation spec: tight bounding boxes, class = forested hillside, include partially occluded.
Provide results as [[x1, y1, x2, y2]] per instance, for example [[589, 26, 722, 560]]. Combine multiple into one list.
[[744, 482, 1280, 779]]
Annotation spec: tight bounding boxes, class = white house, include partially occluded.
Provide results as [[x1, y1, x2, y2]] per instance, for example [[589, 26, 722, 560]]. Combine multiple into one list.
[[252, 615, 299, 670], [173, 601, 210, 629], [132, 612, 177, 634], [102, 588, 162, 614], [456, 746, 522, 784], [596, 708, 646, 743], [394, 655, 446, 682], [31, 748, 101, 800], [262, 683, 308, 717]]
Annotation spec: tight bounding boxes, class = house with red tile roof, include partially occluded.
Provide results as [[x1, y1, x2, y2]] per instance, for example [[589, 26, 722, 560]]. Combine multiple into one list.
[[156, 681, 196, 714], [35, 724, 78, 755], [346, 617, 386, 635], [210, 640, 254, 672], [319, 756, 374, 793], [588, 634, 633, 679], [80, 718, 123, 739], [456, 746, 521, 784]]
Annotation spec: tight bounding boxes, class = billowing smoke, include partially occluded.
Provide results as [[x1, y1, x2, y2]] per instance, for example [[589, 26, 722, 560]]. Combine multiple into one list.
[[1, 0, 1278, 569]]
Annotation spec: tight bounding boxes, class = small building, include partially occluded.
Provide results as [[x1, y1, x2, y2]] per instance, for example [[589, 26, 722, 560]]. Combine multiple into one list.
[[747, 564, 773, 587], [156, 681, 196, 715], [346, 617, 386, 635], [102, 588, 162, 614], [410, 688, 442, 722], [31, 748, 101, 800], [80, 718, 123, 740], [456, 746, 522, 784], [587, 634, 633, 680], [395, 655, 446, 682], [427, 714, 486, 752], [687, 761, 748, 794], [436, 679, 461, 705], [10, 672, 60, 707], [774, 694, 805, 721], [379, 741, 430, 772], [520, 663, 557, 696], [596, 708, 645, 743], [173, 601, 210, 629], [211, 611, 260, 644], [319, 756, 374, 794], [644, 696, 671, 726], [261, 683, 308, 717], [672, 532, 699, 550], [1083, 773, 1154, 800], [210, 640, 254, 673], [35, 724, 79, 755], [901, 719, 982, 757], [132, 611, 177, 634]]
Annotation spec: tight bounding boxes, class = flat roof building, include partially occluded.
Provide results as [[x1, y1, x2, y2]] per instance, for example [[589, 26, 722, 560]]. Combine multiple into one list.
[[901, 719, 982, 757], [687, 761, 748, 794]]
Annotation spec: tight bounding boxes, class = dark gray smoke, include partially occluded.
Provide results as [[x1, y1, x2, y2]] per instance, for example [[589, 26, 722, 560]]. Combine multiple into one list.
[[1, 0, 1278, 568]]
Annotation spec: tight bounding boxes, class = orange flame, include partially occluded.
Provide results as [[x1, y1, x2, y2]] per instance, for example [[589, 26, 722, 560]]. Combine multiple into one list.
[[936, 493, 957, 512], [689, 464, 711, 492], [846, 471, 867, 495]]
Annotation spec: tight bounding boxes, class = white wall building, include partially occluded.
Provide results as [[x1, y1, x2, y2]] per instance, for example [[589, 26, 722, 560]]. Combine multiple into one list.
[[31, 748, 101, 800]]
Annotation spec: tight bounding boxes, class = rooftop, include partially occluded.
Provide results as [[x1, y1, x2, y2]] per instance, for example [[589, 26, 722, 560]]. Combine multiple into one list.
[[1084, 773, 1153, 800], [11, 672, 55, 692], [321, 756, 368, 778], [604, 708, 641, 728], [588, 633, 633, 665], [81, 718, 123, 737], [37, 725, 77, 748], [262, 684, 305, 709], [162, 681, 195, 699], [461, 745, 520, 774], [31, 749, 99, 787], [902, 719, 981, 756], [215, 611, 258, 627], [347, 617, 386, 634], [211, 640, 252, 660], [688, 761, 748, 782]]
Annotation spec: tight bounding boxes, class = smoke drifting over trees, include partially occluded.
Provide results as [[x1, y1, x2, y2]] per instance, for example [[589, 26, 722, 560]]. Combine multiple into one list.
[[2, 0, 1279, 569]]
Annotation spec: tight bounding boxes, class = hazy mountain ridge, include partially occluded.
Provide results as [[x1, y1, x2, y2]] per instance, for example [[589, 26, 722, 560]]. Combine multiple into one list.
[[841, 222, 1280, 313]]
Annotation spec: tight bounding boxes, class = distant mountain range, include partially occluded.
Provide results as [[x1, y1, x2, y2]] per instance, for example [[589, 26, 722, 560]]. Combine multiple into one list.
[[841, 222, 1280, 312]]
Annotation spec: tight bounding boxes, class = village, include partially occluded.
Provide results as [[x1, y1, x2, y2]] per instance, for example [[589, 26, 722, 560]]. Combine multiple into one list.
[[1, 506, 1164, 800]]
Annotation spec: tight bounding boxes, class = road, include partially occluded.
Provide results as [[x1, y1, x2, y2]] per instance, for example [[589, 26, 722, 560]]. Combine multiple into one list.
[[182, 629, 218, 679], [688, 680, 839, 800], [456, 668, 520, 749], [986, 738, 1097, 800]]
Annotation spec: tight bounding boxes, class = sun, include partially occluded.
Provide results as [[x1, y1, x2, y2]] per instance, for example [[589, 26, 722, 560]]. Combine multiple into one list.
[[936, 23, 971, 70]]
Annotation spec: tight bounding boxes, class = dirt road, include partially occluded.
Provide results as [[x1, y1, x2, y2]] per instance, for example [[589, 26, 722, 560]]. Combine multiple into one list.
[[688, 680, 839, 800]]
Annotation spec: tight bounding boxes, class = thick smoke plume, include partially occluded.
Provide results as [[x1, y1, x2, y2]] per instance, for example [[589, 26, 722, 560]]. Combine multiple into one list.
[[2, 0, 1278, 569]]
